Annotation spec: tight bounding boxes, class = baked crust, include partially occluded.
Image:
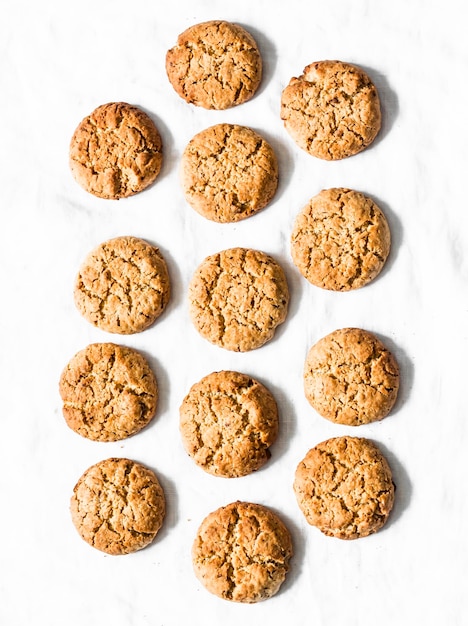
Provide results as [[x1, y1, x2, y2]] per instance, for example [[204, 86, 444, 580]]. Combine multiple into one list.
[[69, 102, 162, 198], [294, 436, 394, 539], [71, 458, 165, 554], [188, 247, 289, 352], [166, 20, 262, 110], [180, 371, 278, 477], [281, 60, 381, 160], [192, 501, 293, 602]]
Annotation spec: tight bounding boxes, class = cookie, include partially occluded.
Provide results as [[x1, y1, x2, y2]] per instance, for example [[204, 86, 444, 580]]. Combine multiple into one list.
[[70, 458, 165, 555], [304, 328, 399, 426], [192, 501, 293, 602], [59, 343, 157, 442], [291, 188, 390, 291], [281, 60, 381, 160], [74, 236, 170, 334], [69, 102, 163, 199], [188, 247, 289, 352], [294, 436, 395, 539], [181, 123, 278, 223], [179, 371, 278, 477], [166, 20, 262, 110]]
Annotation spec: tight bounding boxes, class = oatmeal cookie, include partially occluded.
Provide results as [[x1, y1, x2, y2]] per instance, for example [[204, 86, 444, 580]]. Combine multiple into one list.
[[59, 343, 157, 442], [188, 247, 289, 351], [166, 20, 262, 110], [294, 436, 394, 539], [69, 102, 162, 198], [179, 370, 278, 477], [291, 188, 390, 291], [70, 458, 165, 554], [304, 327, 399, 426], [74, 236, 170, 334], [192, 501, 293, 602], [281, 60, 381, 160], [181, 123, 278, 223]]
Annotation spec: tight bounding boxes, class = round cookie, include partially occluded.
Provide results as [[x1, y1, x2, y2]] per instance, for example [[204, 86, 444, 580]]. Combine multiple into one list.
[[74, 236, 170, 335], [294, 436, 395, 540], [304, 327, 399, 426], [192, 501, 293, 602], [70, 458, 165, 555], [181, 123, 278, 223], [69, 102, 163, 199], [59, 343, 158, 442], [179, 371, 278, 477], [188, 247, 289, 352], [166, 20, 262, 110], [291, 188, 391, 291], [281, 60, 381, 160]]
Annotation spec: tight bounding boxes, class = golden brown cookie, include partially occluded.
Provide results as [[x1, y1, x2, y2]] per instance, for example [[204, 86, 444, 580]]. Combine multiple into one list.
[[181, 123, 278, 223], [74, 236, 170, 335], [304, 328, 399, 426], [291, 188, 391, 291], [166, 20, 262, 110], [179, 371, 278, 477], [192, 501, 293, 602], [70, 458, 165, 555], [69, 102, 163, 199], [281, 60, 381, 160], [188, 247, 289, 352], [294, 436, 395, 540], [59, 343, 157, 442]]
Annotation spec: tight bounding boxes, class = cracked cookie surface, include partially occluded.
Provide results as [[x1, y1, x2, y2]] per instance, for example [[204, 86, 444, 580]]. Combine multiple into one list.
[[192, 501, 293, 602], [70, 458, 165, 555], [294, 436, 394, 539], [166, 20, 262, 110], [59, 343, 157, 442], [188, 247, 289, 352], [181, 123, 278, 223], [304, 328, 399, 426], [291, 188, 390, 291], [281, 60, 381, 160], [179, 371, 278, 477], [69, 102, 163, 199], [74, 236, 170, 334]]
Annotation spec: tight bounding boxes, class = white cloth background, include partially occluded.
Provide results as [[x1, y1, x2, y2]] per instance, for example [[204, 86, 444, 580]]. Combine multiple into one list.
[[1, 1, 467, 624]]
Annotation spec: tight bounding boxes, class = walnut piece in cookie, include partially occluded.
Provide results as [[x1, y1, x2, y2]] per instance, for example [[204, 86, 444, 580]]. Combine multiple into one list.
[[70, 458, 165, 555], [291, 188, 390, 291], [69, 102, 163, 199], [281, 60, 381, 160], [294, 436, 395, 539], [179, 371, 278, 477], [181, 123, 278, 223], [188, 247, 289, 352], [74, 236, 170, 335], [304, 327, 399, 426], [192, 501, 293, 602], [166, 20, 262, 110], [59, 343, 157, 442]]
